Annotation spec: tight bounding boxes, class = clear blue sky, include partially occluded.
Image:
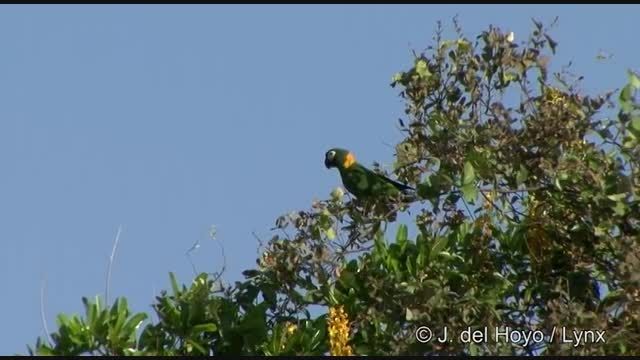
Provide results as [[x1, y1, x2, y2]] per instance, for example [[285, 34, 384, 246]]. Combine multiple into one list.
[[0, 5, 636, 354]]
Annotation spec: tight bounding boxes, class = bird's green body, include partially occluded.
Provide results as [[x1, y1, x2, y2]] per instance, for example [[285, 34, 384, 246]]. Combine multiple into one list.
[[324, 148, 413, 200]]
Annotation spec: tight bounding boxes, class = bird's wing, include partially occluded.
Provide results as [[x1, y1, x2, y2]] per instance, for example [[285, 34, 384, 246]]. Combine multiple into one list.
[[372, 170, 414, 192]]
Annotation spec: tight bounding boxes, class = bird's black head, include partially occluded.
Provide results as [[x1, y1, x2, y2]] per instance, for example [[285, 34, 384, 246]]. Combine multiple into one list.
[[324, 148, 355, 169]]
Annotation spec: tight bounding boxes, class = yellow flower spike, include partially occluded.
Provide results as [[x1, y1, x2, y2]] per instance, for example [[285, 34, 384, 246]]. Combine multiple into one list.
[[328, 305, 353, 356]]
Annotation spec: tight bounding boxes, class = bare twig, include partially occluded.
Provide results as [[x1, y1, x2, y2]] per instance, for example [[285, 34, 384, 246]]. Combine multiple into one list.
[[481, 186, 543, 194], [105, 225, 123, 306], [252, 230, 265, 249], [210, 228, 227, 285], [438, 186, 542, 201], [40, 275, 53, 346], [504, 193, 528, 219], [461, 196, 476, 221], [480, 190, 518, 223], [278, 228, 291, 241], [338, 244, 374, 257], [186, 239, 200, 276]]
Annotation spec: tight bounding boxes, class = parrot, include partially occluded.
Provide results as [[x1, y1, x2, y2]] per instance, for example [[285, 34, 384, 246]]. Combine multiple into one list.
[[324, 148, 415, 201]]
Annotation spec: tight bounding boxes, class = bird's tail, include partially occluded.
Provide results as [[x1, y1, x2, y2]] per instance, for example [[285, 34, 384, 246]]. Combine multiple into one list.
[[400, 186, 418, 203]]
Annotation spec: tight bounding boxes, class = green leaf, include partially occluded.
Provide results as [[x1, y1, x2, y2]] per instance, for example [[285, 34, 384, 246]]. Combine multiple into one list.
[[623, 136, 637, 149], [374, 232, 387, 260], [327, 285, 339, 306], [516, 165, 529, 186], [620, 84, 634, 113], [416, 251, 425, 269], [405, 256, 415, 277], [83, 297, 97, 330], [355, 344, 371, 356], [500, 71, 519, 86], [405, 308, 416, 321], [620, 83, 633, 102], [415, 59, 431, 79], [629, 70, 640, 89], [469, 343, 479, 356], [396, 224, 408, 248], [458, 222, 471, 240], [191, 323, 218, 335], [463, 161, 476, 185], [594, 226, 608, 237], [613, 201, 627, 216], [629, 116, 640, 138], [607, 193, 627, 202], [456, 38, 471, 52], [554, 177, 563, 191], [599, 289, 626, 309], [437, 251, 465, 263], [36, 347, 55, 356], [185, 338, 207, 354], [123, 313, 148, 335], [461, 183, 478, 204], [438, 39, 455, 51], [56, 313, 70, 327], [117, 297, 128, 315], [390, 258, 401, 278], [309, 318, 326, 351], [169, 272, 180, 296], [619, 72, 639, 113], [417, 178, 440, 200], [524, 287, 533, 303], [324, 227, 336, 240], [429, 236, 449, 260], [416, 233, 425, 251], [338, 269, 358, 291], [239, 303, 268, 336]]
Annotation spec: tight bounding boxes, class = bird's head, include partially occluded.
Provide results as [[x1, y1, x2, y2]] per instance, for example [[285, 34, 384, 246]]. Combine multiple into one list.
[[325, 148, 357, 170]]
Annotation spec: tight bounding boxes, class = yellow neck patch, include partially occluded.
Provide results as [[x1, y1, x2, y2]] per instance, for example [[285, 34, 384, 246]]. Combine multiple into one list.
[[343, 152, 356, 169]]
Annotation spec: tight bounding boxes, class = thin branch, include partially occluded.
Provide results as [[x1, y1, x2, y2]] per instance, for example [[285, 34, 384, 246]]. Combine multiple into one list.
[[481, 186, 543, 194], [252, 230, 265, 249], [438, 186, 543, 200], [338, 244, 374, 256], [461, 196, 476, 221], [186, 239, 200, 277], [210, 229, 227, 285], [278, 228, 291, 241], [105, 225, 123, 306], [504, 194, 528, 219], [40, 275, 53, 346], [480, 190, 518, 223]]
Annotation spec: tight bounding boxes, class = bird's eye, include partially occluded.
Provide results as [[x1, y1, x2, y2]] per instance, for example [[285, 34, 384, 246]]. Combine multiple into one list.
[[327, 150, 336, 160]]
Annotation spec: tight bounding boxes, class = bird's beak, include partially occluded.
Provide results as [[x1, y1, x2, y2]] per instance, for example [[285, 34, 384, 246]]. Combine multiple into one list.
[[324, 157, 333, 169]]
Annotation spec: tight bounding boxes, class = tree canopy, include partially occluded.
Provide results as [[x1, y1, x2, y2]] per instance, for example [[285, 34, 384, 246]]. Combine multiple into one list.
[[30, 19, 640, 356]]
